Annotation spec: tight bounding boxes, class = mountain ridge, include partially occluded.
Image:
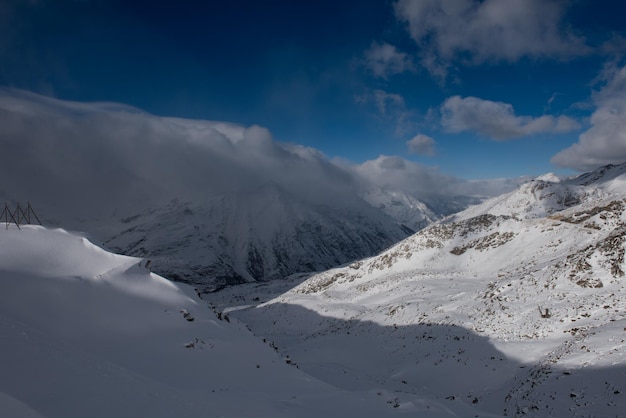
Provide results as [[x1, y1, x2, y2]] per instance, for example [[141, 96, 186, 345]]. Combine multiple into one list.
[[225, 162, 626, 417]]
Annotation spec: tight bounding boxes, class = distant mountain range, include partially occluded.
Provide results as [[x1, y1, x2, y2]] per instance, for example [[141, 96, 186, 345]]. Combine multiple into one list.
[[100, 180, 496, 292]]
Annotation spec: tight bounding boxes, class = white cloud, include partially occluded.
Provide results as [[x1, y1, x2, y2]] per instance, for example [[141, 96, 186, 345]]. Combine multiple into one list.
[[351, 155, 521, 199], [406, 134, 436, 156], [553, 116, 581, 133], [0, 88, 365, 221], [373, 90, 405, 122], [441, 96, 581, 140], [394, 0, 588, 77], [547, 92, 561, 107], [551, 63, 626, 171], [0, 89, 521, 226], [353, 155, 458, 196], [355, 89, 417, 136], [363, 41, 414, 79]]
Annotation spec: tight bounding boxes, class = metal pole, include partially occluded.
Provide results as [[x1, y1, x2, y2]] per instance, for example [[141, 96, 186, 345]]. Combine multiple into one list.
[[5, 203, 20, 230], [17, 203, 30, 224], [1, 204, 7, 229], [27, 202, 42, 225]]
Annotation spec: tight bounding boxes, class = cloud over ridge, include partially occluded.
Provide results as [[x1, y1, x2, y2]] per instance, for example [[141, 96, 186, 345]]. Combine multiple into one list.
[[0, 88, 519, 225]]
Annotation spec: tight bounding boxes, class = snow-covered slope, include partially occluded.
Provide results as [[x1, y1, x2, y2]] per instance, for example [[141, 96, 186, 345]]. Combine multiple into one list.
[[101, 181, 508, 292], [226, 163, 626, 417], [453, 163, 626, 221], [100, 183, 412, 292], [362, 188, 440, 231], [0, 225, 427, 418]]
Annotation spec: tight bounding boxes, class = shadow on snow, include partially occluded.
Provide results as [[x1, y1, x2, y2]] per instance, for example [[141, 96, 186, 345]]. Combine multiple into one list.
[[231, 302, 626, 417]]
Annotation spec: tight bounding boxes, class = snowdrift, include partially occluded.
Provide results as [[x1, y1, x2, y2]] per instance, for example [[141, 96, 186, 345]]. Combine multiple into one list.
[[0, 225, 407, 418]]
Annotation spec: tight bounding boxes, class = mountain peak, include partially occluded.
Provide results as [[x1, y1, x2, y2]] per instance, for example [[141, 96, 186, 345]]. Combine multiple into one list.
[[570, 161, 626, 186], [535, 172, 561, 182]]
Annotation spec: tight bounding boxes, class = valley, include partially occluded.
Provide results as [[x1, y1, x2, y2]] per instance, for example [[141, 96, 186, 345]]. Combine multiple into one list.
[[208, 163, 626, 416]]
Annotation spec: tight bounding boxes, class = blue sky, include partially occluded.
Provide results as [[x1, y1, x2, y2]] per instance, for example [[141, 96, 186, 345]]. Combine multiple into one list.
[[2, 0, 626, 179]]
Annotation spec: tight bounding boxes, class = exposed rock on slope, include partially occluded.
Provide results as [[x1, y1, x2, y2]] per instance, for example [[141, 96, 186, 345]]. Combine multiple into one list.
[[229, 163, 626, 417]]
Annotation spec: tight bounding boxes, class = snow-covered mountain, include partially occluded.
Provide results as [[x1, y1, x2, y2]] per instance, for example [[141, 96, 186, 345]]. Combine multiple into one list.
[[360, 186, 496, 232], [0, 89, 520, 291], [0, 225, 417, 418], [452, 163, 626, 221], [100, 181, 499, 292], [222, 163, 626, 417], [100, 183, 414, 292]]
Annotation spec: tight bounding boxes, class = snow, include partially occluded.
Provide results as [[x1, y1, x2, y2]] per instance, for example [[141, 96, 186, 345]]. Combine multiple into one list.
[[534, 172, 561, 183], [97, 187, 414, 292], [0, 225, 417, 418], [2, 163, 626, 417], [212, 163, 626, 417], [0, 392, 44, 418], [362, 188, 439, 231]]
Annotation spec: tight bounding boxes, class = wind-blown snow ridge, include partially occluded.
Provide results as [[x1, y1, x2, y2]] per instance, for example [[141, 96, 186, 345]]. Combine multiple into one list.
[[227, 162, 626, 417]]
